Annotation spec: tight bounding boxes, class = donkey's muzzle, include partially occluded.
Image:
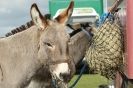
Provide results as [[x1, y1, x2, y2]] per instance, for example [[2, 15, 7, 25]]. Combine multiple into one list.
[[60, 73, 71, 82]]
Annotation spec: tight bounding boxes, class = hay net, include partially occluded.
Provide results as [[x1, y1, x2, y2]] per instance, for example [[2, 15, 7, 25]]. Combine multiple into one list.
[[85, 13, 124, 79]]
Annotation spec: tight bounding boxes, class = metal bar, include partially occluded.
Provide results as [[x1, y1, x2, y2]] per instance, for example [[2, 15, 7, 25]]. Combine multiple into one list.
[[126, 0, 133, 79]]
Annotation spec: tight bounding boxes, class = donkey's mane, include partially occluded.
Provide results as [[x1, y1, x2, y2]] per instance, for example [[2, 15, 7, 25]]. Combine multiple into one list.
[[5, 21, 34, 37], [5, 14, 51, 37], [5, 13, 88, 37]]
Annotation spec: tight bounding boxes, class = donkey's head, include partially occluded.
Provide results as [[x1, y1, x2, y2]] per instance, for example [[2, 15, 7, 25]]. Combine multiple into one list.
[[30, 1, 74, 87]]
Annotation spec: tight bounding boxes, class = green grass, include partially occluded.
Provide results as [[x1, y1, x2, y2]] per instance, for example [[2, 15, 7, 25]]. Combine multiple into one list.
[[69, 74, 110, 88]]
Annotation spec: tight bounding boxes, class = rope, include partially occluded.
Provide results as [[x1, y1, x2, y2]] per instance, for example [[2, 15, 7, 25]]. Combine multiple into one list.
[[51, 61, 87, 88], [119, 71, 128, 88], [97, 12, 110, 26], [69, 61, 87, 88], [97, 0, 124, 27], [51, 79, 59, 88]]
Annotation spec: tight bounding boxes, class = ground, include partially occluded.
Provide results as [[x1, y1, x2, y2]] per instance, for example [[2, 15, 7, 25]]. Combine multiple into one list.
[[69, 74, 111, 88]]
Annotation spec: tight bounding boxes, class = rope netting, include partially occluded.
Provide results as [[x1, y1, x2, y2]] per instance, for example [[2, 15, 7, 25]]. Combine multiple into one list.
[[85, 14, 125, 79]]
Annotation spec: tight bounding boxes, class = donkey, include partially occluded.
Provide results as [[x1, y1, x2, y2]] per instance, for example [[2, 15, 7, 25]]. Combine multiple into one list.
[[26, 30, 91, 88], [2, 12, 91, 88], [0, 1, 78, 88], [3, 16, 91, 88]]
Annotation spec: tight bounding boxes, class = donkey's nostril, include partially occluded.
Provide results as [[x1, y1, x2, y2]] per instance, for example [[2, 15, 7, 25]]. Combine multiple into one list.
[[60, 73, 69, 77], [60, 73, 71, 82]]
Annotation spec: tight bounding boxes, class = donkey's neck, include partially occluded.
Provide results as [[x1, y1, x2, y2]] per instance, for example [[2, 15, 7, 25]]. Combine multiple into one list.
[[6, 26, 40, 50], [11, 25, 39, 43], [0, 26, 42, 87], [0, 25, 41, 67], [0, 25, 41, 71]]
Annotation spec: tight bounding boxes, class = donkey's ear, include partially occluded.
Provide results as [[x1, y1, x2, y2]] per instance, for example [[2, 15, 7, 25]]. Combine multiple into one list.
[[30, 3, 48, 29], [55, 1, 74, 24]]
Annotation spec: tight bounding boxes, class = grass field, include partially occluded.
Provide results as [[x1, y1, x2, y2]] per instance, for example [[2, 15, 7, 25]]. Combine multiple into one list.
[[69, 74, 111, 88]]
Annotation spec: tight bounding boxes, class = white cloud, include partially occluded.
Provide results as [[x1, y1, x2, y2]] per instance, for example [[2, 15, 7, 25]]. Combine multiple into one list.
[[0, 8, 11, 14], [0, 0, 49, 36]]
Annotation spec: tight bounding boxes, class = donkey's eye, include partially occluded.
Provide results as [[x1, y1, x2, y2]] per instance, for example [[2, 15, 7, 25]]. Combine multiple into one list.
[[44, 42, 52, 47]]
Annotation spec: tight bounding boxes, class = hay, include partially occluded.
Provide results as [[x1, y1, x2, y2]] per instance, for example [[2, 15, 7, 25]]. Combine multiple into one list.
[[85, 15, 124, 79]]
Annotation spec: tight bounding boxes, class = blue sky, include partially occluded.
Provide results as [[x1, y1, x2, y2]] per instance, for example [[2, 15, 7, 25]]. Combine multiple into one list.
[[0, 0, 49, 36]]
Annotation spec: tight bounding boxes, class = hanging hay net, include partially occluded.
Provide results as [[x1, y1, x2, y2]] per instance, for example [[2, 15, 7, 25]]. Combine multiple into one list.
[[85, 13, 125, 79]]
